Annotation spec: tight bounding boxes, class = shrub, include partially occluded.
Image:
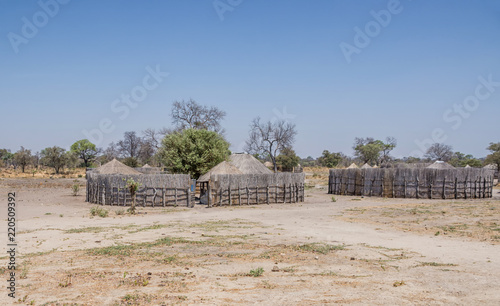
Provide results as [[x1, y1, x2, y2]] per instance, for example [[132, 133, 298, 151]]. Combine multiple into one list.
[[72, 184, 79, 196], [249, 267, 264, 277], [90, 206, 108, 218]]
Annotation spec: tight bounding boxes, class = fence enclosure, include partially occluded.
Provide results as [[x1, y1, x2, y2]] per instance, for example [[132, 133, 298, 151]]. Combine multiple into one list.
[[328, 168, 495, 199], [86, 173, 194, 207], [206, 173, 305, 207]]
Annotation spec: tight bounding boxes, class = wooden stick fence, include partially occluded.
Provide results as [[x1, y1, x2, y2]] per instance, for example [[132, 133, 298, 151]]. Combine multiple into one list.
[[86, 173, 194, 207], [206, 173, 305, 207], [328, 168, 495, 199]]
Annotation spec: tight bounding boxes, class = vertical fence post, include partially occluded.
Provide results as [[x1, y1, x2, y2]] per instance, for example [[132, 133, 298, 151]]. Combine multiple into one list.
[[266, 186, 269, 204], [381, 177, 384, 197], [238, 184, 242, 205], [207, 182, 212, 208], [454, 178, 457, 199], [392, 178, 395, 198], [416, 177, 419, 199], [152, 188, 156, 207], [246, 187, 249, 205], [219, 188, 222, 206], [175, 188, 178, 207], [464, 176, 468, 199], [442, 178, 446, 200], [229, 184, 232, 206], [187, 187, 191, 207]]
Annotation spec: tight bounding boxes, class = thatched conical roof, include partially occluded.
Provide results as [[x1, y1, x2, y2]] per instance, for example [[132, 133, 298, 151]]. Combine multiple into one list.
[[142, 164, 151, 168], [483, 164, 498, 170], [426, 161, 455, 170], [361, 163, 372, 169], [264, 161, 273, 168], [198, 161, 243, 182], [95, 158, 141, 175], [347, 163, 359, 169], [229, 153, 273, 174], [464, 165, 471, 168]]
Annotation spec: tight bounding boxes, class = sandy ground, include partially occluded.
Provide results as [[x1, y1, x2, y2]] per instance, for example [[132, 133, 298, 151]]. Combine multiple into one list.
[[1, 178, 499, 305]]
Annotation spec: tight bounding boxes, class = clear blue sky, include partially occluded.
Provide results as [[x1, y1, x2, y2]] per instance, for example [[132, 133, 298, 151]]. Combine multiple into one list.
[[1, 0, 499, 159]]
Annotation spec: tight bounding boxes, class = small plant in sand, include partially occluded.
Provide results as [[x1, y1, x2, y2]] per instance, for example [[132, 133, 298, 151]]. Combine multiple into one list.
[[126, 178, 141, 215], [331, 196, 337, 202], [72, 183, 80, 196], [71, 179, 80, 196], [249, 267, 264, 277], [90, 206, 109, 218]]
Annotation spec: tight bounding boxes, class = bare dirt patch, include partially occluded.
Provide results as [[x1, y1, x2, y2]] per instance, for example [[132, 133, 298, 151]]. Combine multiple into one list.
[[1, 179, 499, 305], [339, 199, 500, 244]]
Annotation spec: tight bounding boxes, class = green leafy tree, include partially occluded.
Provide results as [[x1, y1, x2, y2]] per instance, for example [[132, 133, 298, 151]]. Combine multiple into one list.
[[353, 138, 385, 165], [485, 142, 500, 174], [317, 150, 343, 168], [70, 139, 97, 167], [300, 156, 317, 167], [14, 146, 32, 173], [449, 152, 482, 168], [0, 149, 14, 167], [40, 146, 68, 174], [276, 147, 300, 170], [159, 129, 230, 178]]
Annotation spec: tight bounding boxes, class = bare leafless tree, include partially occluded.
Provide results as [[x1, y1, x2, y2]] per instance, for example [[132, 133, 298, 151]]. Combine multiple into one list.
[[101, 143, 119, 163], [117, 131, 142, 159], [244, 117, 297, 172], [425, 143, 453, 162], [171, 99, 226, 133], [142, 128, 162, 150]]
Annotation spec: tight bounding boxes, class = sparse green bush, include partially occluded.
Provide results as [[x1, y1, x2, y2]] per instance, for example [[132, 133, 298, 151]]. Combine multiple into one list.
[[90, 206, 108, 218], [249, 267, 264, 277], [115, 209, 125, 216], [126, 178, 141, 214], [72, 184, 79, 196], [331, 196, 336, 202]]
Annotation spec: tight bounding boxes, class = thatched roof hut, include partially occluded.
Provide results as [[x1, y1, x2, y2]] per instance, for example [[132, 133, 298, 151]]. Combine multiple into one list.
[[229, 153, 273, 174], [484, 164, 498, 170], [426, 161, 455, 170], [198, 161, 243, 182], [95, 158, 141, 175], [142, 164, 151, 168], [264, 161, 273, 169], [347, 163, 359, 169], [361, 163, 372, 169], [464, 165, 471, 168]]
